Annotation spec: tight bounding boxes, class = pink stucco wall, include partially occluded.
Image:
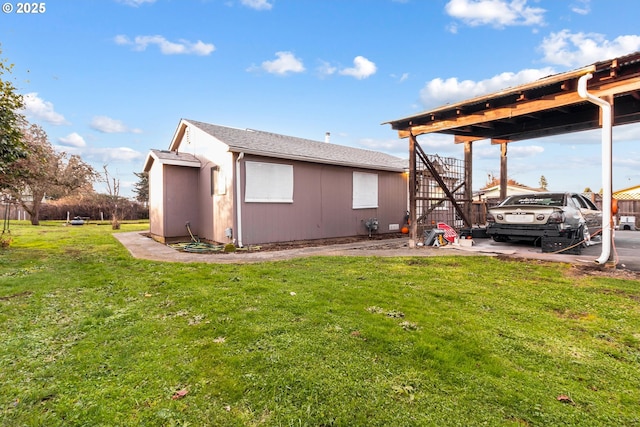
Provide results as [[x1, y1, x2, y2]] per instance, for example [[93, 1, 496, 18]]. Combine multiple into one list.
[[238, 156, 407, 245]]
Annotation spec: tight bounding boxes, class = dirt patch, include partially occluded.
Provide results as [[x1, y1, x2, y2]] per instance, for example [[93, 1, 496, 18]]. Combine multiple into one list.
[[239, 233, 406, 252], [156, 233, 407, 254], [0, 291, 33, 301], [566, 263, 640, 280], [495, 254, 640, 280]]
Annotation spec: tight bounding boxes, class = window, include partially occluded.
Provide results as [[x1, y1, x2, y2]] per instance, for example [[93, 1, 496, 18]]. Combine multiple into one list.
[[211, 166, 226, 196], [353, 171, 378, 209], [245, 161, 293, 203]]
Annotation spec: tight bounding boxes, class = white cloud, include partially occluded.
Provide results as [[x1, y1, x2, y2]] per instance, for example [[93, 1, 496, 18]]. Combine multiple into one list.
[[539, 30, 640, 67], [240, 0, 273, 10], [117, 0, 156, 6], [445, 0, 545, 28], [613, 155, 640, 169], [339, 56, 377, 80], [58, 132, 86, 148], [570, 0, 591, 15], [90, 116, 142, 134], [417, 133, 464, 153], [95, 147, 144, 162], [114, 34, 215, 56], [508, 145, 544, 158], [256, 51, 305, 75], [391, 72, 410, 83], [419, 67, 556, 108], [472, 142, 544, 160], [358, 137, 407, 157], [316, 60, 337, 78], [22, 93, 69, 125], [614, 123, 640, 142]]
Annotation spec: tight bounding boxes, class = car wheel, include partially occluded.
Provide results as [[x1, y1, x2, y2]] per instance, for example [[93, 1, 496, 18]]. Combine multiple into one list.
[[492, 235, 509, 242], [575, 224, 591, 247]]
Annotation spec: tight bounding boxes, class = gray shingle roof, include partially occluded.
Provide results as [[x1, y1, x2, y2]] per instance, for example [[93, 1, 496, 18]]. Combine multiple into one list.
[[184, 119, 407, 172], [143, 149, 200, 172]]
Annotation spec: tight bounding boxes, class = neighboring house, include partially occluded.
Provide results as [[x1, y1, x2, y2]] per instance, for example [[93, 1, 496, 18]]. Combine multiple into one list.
[[613, 184, 640, 229], [614, 184, 640, 201], [475, 183, 545, 202], [143, 119, 408, 245], [471, 183, 544, 225]]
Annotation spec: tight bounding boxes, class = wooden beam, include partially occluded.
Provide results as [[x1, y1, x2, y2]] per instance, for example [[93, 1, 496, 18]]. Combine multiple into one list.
[[396, 76, 640, 139], [454, 135, 485, 144], [491, 138, 511, 145]]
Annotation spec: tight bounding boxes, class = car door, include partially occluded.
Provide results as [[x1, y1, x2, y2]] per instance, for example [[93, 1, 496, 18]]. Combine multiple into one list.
[[571, 194, 601, 228]]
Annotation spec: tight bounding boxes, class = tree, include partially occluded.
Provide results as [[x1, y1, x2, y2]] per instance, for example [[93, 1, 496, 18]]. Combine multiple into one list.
[[5, 122, 97, 225], [0, 47, 26, 183], [132, 171, 148, 205], [102, 165, 121, 229], [539, 175, 548, 190], [48, 154, 99, 200]]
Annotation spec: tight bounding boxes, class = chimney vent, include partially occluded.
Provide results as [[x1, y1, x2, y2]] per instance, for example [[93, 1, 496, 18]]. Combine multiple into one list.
[[325, 132, 331, 143]]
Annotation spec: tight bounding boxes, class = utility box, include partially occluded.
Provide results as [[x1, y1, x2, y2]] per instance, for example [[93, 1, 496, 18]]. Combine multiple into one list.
[[618, 216, 636, 231]]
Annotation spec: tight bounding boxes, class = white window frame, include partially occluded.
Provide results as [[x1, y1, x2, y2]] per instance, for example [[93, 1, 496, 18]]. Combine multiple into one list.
[[353, 171, 378, 209], [244, 161, 294, 203]]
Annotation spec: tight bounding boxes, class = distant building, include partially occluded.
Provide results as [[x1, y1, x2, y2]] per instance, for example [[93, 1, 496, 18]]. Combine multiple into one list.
[[471, 182, 544, 225], [613, 184, 640, 230], [474, 183, 545, 202]]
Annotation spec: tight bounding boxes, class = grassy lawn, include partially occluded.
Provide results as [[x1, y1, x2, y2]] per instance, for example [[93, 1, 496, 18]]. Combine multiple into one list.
[[1, 222, 639, 426]]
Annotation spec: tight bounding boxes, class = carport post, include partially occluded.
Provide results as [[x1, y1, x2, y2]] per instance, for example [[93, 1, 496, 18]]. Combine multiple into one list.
[[499, 141, 508, 201], [408, 132, 418, 248], [464, 142, 473, 224]]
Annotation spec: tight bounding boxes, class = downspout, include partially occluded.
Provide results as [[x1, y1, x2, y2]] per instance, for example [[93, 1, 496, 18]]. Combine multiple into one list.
[[577, 73, 612, 265], [235, 152, 244, 248]]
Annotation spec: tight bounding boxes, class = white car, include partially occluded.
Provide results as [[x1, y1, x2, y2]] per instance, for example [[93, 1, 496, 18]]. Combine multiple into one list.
[[486, 192, 602, 244]]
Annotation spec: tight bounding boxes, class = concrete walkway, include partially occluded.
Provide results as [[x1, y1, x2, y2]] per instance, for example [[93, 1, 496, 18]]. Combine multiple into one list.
[[113, 230, 591, 265], [114, 231, 441, 264]]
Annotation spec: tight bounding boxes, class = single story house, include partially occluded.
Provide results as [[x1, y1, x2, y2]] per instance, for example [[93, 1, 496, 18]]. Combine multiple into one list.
[[475, 183, 545, 202], [143, 119, 408, 245]]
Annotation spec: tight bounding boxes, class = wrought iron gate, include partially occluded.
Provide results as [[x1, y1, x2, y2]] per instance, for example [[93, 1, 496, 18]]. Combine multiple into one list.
[[413, 142, 471, 237]]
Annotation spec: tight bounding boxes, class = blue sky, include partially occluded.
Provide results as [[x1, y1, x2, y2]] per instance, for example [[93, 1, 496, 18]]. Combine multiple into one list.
[[2, 0, 640, 198]]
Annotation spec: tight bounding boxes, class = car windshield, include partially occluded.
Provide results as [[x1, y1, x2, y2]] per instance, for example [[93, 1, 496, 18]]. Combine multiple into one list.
[[501, 194, 564, 207]]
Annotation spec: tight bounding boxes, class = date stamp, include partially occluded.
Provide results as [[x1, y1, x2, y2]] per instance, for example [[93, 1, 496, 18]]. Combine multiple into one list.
[[2, 2, 46, 14]]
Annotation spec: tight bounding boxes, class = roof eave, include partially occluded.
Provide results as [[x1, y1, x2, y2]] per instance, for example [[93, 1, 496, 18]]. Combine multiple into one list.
[[383, 65, 596, 130], [226, 147, 406, 172], [143, 150, 201, 172]]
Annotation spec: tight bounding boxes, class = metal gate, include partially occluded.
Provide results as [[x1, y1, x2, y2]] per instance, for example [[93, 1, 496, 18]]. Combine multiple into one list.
[[414, 142, 471, 237]]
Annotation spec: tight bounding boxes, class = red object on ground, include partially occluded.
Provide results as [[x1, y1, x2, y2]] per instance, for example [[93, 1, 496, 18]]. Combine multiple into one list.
[[437, 222, 458, 243]]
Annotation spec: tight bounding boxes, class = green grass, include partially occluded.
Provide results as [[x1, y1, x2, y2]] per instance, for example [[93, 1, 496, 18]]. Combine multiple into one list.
[[1, 221, 639, 426]]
